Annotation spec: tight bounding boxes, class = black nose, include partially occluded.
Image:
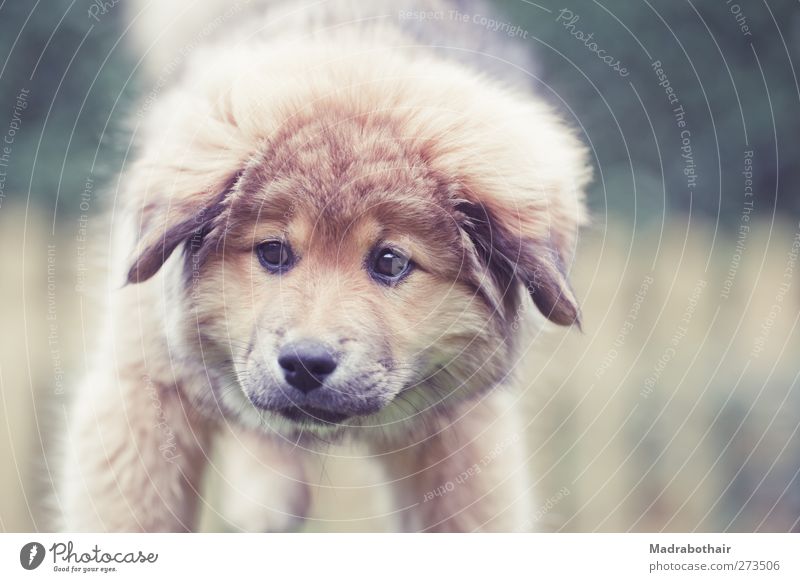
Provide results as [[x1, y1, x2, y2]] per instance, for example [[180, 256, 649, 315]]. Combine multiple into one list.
[[278, 340, 338, 393]]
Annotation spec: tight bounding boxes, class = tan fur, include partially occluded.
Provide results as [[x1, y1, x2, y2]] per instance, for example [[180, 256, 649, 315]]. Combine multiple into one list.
[[60, 2, 590, 532]]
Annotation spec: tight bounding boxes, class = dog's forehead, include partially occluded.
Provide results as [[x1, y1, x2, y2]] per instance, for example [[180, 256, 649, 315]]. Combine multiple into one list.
[[234, 111, 458, 245], [241, 111, 434, 197]]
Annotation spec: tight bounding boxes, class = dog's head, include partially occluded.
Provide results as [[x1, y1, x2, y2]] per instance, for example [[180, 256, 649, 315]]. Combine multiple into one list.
[[124, 43, 591, 435]]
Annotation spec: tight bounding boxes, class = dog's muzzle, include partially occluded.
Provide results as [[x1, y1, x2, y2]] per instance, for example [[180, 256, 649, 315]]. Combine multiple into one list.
[[246, 338, 387, 425]]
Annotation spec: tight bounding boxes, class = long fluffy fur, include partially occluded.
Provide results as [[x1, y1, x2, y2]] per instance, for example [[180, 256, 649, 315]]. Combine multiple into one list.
[[59, 0, 591, 532]]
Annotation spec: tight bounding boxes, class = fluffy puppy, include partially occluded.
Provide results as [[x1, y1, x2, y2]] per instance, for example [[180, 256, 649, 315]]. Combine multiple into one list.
[[59, 0, 590, 532]]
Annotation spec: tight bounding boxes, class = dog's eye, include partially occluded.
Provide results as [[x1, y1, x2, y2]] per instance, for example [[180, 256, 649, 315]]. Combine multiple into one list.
[[256, 240, 294, 272], [370, 247, 411, 283]]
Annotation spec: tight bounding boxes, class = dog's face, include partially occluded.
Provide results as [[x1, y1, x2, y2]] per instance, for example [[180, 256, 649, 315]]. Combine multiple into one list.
[[125, 46, 590, 435], [206, 122, 502, 428]]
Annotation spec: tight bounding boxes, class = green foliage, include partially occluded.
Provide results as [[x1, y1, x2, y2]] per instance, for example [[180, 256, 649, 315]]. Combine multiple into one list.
[[0, 0, 137, 218], [0, 1, 797, 223], [497, 0, 800, 224]]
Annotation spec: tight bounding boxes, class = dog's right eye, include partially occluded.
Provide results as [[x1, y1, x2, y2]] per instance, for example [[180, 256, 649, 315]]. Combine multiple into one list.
[[256, 240, 294, 273], [369, 247, 412, 284]]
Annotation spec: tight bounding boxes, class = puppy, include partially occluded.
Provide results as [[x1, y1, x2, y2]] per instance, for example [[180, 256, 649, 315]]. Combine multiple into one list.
[[59, 0, 590, 532]]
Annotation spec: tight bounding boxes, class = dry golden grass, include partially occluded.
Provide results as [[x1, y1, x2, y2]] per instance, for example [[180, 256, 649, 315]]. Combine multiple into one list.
[[1, 205, 797, 531]]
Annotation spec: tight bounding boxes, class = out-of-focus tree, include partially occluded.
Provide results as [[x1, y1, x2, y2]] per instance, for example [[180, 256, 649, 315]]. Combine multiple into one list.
[[0, 1, 798, 224], [0, 1, 137, 219], [498, 0, 799, 225]]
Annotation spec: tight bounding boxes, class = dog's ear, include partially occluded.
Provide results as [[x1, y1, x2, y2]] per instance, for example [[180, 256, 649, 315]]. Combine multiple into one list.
[[125, 171, 239, 285], [126, 193, 228, 284], [435, 100, 590, 328], [455, 199, 582, 327], [520, 238, 581, 327]]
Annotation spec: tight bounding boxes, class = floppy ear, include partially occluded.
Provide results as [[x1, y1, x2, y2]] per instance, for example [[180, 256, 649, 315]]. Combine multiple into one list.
[[121, 43, 270, 284], [520, 239, 581, 327], [429, 96, 590, 328], [456, 199, 582, 327], [126, 191, 229, 284], [125, 164, 242, 285]]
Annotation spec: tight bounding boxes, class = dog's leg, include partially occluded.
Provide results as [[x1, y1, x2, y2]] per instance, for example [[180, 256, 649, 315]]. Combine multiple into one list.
[[214, 426, 311, 532], [59, 368, 211, 532], [377, 390, 533, 532]]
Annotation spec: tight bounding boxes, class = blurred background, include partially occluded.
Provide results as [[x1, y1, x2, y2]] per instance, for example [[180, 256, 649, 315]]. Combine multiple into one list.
[[0, 0, 798, 532]]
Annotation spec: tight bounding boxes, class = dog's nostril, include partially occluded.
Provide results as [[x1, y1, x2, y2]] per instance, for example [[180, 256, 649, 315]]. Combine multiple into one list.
[[278, 358, 296, 373], [277, 340, 338, 393], [309, 359, 336, 376]]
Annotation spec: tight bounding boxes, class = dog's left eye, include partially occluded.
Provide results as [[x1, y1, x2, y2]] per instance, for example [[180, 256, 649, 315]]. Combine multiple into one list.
[[256, 240, 294, 272], [370, 247, 412, 283]]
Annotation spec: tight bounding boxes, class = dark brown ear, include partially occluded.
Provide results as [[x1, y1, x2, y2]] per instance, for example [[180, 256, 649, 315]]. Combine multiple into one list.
[[518, 241, 581, 327], [456, 201, 581, 327], [126, 191, 228, 285]]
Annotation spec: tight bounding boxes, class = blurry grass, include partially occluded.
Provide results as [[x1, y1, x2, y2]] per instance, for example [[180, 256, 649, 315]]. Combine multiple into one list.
[[529, 217, 800, 531], [1, 204, 798, 531]]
